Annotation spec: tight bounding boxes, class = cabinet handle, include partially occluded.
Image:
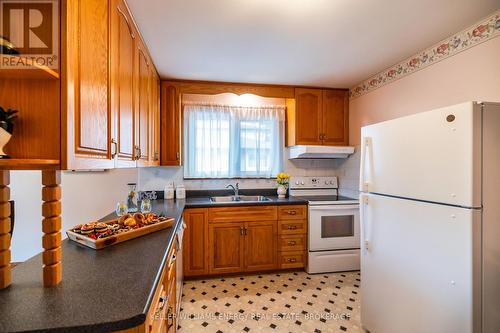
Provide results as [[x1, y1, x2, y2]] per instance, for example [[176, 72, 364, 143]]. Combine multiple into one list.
[[287, 225, 297, 230], [168, 254, 176, 267], [138, 147, 142, 160], [154, 151, 159, 161], [286, 210, 297, 215], [287, 240, 296, 246], [166, 305, 174, 329], [287, 258, 297, 263], [240, 227, 244, 236], [153, 295, 167, 319], [111, 139, 117, 159], [244, 227, 248, 236], [176, 152, 180, 160], [134, 146, 139, 160]]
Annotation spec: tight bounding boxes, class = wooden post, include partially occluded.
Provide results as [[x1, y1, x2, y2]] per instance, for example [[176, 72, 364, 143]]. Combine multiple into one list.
[[42, 170, 62, 287], [0, 170, 11, 289]]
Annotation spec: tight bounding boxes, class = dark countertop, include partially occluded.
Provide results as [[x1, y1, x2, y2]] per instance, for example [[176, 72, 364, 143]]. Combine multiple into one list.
[[0, 193, 307, 333], [0, 200, 185, 333]]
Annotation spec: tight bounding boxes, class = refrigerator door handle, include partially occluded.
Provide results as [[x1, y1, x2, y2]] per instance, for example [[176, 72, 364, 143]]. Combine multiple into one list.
[[359, 137, 372, 192], [360, 194, 371, 251]]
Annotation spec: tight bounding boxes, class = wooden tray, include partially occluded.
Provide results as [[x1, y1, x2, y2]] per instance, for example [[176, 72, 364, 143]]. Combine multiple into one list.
[[66, 217, 175, 250]]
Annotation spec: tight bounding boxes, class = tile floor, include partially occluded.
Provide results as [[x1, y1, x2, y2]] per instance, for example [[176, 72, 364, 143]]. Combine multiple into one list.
[[178, 271, 362, 333]]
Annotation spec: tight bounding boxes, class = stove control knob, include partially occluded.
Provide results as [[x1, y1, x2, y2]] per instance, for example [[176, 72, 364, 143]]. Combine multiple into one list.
[[295, 181, 299, 185], [301, 181, 305, 185], [330, 181, 335, 185], [325, 181, 329, 185]]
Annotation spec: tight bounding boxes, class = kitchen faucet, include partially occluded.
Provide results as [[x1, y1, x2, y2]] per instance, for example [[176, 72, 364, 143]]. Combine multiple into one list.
[[226, 183, 240, 198]]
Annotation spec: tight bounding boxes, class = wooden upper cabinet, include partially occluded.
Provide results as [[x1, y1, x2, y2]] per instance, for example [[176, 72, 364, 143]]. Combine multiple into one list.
[[110, 0, 136, 168], [209, 222, 245, 274], [245, 221, 277, 272], [62, 0, 114, 169], [294, 88, 323, 145], [150, 70, 160, 165], [183, 208, 208, 277], [63, 0, 160, 170], [287, 88, 349, 147], [161, 82, 181, 166], [322, 89, 349, 145], [135, 45, 151, 166]]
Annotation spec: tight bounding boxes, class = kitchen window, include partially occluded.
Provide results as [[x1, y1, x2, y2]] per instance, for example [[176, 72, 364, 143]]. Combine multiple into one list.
[[183, 102, 285, 178]]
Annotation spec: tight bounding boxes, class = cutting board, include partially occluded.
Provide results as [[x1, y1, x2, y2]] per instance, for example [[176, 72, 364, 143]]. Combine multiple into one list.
[[66, 217, 175, 250]]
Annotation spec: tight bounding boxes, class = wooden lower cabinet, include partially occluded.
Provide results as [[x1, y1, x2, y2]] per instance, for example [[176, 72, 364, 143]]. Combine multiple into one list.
[[245, 221, 277, 272], [183, 209, 209, 276], [183, 204, 307, 278], [209, 222, 245, 274]]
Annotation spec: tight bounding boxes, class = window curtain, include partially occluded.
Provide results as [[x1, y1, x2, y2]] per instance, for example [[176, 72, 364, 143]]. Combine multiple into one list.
[[184, 103, 285, 178]]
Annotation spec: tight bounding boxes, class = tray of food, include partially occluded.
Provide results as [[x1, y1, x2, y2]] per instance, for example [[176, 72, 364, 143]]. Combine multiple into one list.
[[67, 212, 175, 250]]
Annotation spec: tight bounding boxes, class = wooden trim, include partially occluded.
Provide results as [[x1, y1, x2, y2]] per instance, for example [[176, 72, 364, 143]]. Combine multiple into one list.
[[41, 170, 62, 287], [0, 171, 11, 289]]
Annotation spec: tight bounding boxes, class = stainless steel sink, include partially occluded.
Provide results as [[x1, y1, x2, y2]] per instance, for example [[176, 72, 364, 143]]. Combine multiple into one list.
[[210, 195, 270, 203]]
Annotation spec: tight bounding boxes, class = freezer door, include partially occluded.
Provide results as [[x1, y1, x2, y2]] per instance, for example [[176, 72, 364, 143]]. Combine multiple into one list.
[[360, 193, 481, 333], [360, 101, 481, 207]]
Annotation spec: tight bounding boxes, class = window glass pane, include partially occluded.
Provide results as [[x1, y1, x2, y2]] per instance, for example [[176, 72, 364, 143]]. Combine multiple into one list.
[[184, 104, 284, 178]]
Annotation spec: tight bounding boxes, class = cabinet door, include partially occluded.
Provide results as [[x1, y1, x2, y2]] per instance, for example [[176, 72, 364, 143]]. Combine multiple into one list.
[[245, 221, 277, 272], [183, 208, 209, 277], [63, 0, 114, 169], [161, 83, 181, 166], [110, 0, 136, 168], [295, 88, 323, 145], [150, 70, 160, 165], [322, 90, 349, 146], [135, 45, 150, 166], [209, 222, 245, 274]]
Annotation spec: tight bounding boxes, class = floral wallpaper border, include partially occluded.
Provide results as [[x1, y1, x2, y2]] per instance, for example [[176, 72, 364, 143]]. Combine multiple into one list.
[[349, 11, 500, 99]]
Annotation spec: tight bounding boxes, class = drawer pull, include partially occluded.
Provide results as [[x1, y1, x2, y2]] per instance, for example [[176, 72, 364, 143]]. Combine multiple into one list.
[[287, 225, 297, 230], [286, 210, 297, 215], [287, 241, 297, 245], [287, 258, 297, 263]]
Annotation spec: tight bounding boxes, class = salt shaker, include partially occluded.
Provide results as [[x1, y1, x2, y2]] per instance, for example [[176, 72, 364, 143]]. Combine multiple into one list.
[[175, 184, 186, 199], [164, 182, 175, 200]]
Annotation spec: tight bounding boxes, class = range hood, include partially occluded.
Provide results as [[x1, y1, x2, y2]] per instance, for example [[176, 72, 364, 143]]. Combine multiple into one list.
[[288, 145, 355, 159]]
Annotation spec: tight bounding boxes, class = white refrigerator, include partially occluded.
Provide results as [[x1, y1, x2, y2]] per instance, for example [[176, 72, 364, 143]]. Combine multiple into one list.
[[359, 101, 500, 333]]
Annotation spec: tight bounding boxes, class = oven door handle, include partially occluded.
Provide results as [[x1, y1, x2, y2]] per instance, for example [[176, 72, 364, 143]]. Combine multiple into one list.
[[309, 205, 359, 211]]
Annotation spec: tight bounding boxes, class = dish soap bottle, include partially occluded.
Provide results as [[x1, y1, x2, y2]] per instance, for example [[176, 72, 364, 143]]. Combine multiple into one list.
[[127, 183, 138, 212]]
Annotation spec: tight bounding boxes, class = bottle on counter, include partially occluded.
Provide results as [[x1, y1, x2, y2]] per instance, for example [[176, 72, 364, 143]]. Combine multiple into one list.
[[164, 182, 175, 200], [127, 183, 138, 212], [175, 184, 186, 199]]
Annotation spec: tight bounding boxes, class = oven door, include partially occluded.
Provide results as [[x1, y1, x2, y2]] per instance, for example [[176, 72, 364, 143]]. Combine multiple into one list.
[[309, 204, 360, 251]]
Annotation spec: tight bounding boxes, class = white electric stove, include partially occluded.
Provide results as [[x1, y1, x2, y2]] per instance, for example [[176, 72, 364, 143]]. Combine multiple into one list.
[[289, 176, 360, 274]]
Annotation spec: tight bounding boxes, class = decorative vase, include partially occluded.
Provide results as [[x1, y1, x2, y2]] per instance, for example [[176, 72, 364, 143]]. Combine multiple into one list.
[[0, 125, 12, 159], [277, 185, 287, 198]]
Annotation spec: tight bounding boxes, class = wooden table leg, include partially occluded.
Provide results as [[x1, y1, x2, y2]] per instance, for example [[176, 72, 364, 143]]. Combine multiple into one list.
[[0, 170, 11, 289], [42, 170, 62, 287]]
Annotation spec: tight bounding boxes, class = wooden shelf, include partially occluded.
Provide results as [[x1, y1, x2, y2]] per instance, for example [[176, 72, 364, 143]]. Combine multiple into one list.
[[0, 55, 59, 80], [0, 159, 60, 170]]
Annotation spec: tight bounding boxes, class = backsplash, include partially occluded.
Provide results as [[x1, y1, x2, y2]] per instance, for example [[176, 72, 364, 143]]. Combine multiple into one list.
[[332, 146, 360, 198], [139, 148, 342, 191]]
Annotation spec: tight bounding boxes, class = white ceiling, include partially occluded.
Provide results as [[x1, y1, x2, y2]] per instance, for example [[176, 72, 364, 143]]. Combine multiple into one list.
[[127, 0, 499, 88]]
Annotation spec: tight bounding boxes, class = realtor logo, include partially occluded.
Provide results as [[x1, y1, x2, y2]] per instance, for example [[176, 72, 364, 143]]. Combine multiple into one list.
[[0, 0, 58, 69]]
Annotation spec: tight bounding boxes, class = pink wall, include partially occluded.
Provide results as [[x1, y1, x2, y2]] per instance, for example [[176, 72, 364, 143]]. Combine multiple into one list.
[[349, 37, 500, 145]]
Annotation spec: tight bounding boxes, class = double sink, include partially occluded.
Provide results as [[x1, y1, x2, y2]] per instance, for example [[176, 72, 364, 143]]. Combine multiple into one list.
[[210, 195, 270, 203]]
